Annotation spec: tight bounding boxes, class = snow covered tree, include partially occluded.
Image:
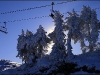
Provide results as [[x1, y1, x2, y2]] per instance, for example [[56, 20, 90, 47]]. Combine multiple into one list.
[[21, 29, 25, 36], [48, 11, 66, 61], [79, 6, 91, 53], [89, 9, 99, 51], [26, 29, 33, 37], [65, 9, 80, 57], [80, 6, 92, 53], [25, 30, 37, 64], [34, 25, 50, 58], [17, 29, 37, 64], [64, 6, 99, 54], [17, 25, 50, 64], [16, 29, 28, 63], [80, 6, 99, 52]]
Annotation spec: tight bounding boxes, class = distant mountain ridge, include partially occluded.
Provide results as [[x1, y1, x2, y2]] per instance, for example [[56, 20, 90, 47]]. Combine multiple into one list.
[[0, 59, 21, 73]]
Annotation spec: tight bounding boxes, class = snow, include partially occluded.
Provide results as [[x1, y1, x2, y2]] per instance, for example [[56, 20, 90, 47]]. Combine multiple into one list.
[[0, 49, 100, 74], [0, 48, 100, 74], [0, 5, 100, 74], [70, 50, 100, 70], [71, 70, 93, 74], [0, 59, 21, 74]]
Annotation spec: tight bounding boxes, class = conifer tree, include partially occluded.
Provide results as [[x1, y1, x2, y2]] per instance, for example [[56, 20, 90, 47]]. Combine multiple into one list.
[[80, 6, 92, 53], [17, 29, 37, 64], [80, 6, 99, 52], [17, 25, 50, 63], [89, 9, 99, 51], [65, 9, 80, 57], [16, 29, 28, 63], [34, 25, 50, 58], [48, 11, 66, 61]]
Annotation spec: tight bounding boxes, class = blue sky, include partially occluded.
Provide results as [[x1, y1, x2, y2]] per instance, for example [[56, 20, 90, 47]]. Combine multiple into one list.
[[0, 1, 100, 63]]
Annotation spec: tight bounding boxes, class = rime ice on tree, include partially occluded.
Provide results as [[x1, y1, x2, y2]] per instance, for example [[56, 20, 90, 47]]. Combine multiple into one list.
[[17, 29, 35, 64], [65, 9, 80, 58], [34, 25, 50, 58], [80, 6, 92, 53], [48, 11, 66, 61], [80, 6, 99, 52], [17, 25, 50, 64], [89, 9, 99, 51]]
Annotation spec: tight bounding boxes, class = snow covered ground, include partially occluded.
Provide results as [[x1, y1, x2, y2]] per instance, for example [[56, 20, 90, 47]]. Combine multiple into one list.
[[0, 50, 100, 74]]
